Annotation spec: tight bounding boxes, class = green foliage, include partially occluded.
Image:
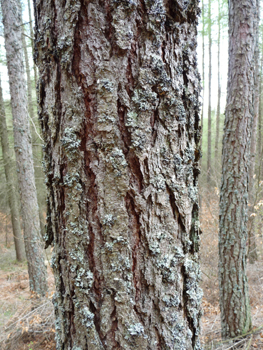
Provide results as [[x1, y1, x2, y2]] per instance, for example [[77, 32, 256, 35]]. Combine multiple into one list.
[[199, 0, 228, 39]]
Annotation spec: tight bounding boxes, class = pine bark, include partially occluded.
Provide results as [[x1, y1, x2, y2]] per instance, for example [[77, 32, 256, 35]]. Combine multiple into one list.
[[1, 0, 48, 296], [219, 0, 258, 339], [35, 0, 202, 349], [0, 77, 25, 262], [207, 0, 212, 184]]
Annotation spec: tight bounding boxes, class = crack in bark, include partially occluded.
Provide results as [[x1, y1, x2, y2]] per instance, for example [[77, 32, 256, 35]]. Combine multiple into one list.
[[70, 3, 105, 344], [117, 97, 144, 196], [125, 191, 141, 304], [117, 97, 130, 154], [108, 302, 120, 349]]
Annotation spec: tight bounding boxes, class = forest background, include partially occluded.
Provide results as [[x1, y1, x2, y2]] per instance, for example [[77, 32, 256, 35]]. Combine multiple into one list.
[[0, 0, 263, 349]]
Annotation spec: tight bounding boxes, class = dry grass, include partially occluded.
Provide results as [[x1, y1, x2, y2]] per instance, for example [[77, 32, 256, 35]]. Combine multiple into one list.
[[0, 222, 56, 350], [2, 299, 55, 350]]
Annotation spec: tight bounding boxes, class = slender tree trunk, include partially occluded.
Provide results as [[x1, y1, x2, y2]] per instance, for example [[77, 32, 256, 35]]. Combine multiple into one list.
[[201, 0, 205, 152], [219, 0, 258, 339], [207, 0, 212, 184], [257, 27, 263, 181], [215, 0, 221, 168], [247, 0, 260, 264], [22, 27, 34, 127], [35, 0, 202, 348], [1, 0, 48, 296], [258, 64, 262, 177], [200, 0, 205, 210], [21, 23, 46, 238], [0, 77, 25, 261], [27, 0, 37, 88], [257, 45, 263, 241]]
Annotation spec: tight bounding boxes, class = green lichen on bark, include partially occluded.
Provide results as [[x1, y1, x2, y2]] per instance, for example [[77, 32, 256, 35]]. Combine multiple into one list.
[[35, 0, 202, 348]]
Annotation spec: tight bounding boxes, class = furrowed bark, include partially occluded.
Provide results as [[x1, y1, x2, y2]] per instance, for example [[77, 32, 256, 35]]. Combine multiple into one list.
[[35, 0, 202, 348], [1, 0, 48, 296], [219, 0, 258, 339]]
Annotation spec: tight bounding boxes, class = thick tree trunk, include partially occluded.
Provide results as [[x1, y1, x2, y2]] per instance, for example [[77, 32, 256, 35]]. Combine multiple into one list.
[[215, 0, 221, 167], [0, 77, 25, 262], [207, 0, 212, 184], [35, 0, 202, 349], [21, 23, 46, 238], [219, 0, 258, 339], [1, 0, 48, 296]]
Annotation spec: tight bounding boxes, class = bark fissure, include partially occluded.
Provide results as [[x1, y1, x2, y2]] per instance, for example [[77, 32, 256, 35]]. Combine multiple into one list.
[[125, 191, 142, 306]]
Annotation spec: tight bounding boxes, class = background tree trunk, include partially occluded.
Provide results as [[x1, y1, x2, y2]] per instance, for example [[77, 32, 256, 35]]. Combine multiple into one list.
[[247, 0, 260, 264], [207, 0, 212, 184], [27, 0, 37, 88], [215, 0, 221, 168], [0, 76, 25, 261], [1, 0, 48, 296], [257, 26, 263, 181], [201, 0, 205, 152], [21, 23, 46, 238], [35, 0, 202, 349], [219, 0, 258, 339]]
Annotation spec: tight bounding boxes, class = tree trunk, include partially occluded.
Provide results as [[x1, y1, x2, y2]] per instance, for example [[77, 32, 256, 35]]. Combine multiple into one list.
[[201, 0, 205, 152], [27, 0, 37, 88], [21, 23, 46, 238], [219, 0, 258, 339], [0, 77, 25, 261], [207, 0, 212, 184], [258, 64, 262, 179], [1, 0, 48, 296], [247, 0, 260, 264], [215, 0, 221, 168], [257, 27, 263, 181], [35, 0, 202, 349]]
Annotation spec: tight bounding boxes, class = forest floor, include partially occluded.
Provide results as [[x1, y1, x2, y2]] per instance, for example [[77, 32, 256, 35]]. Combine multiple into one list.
[[1, 191, 263, 349]]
